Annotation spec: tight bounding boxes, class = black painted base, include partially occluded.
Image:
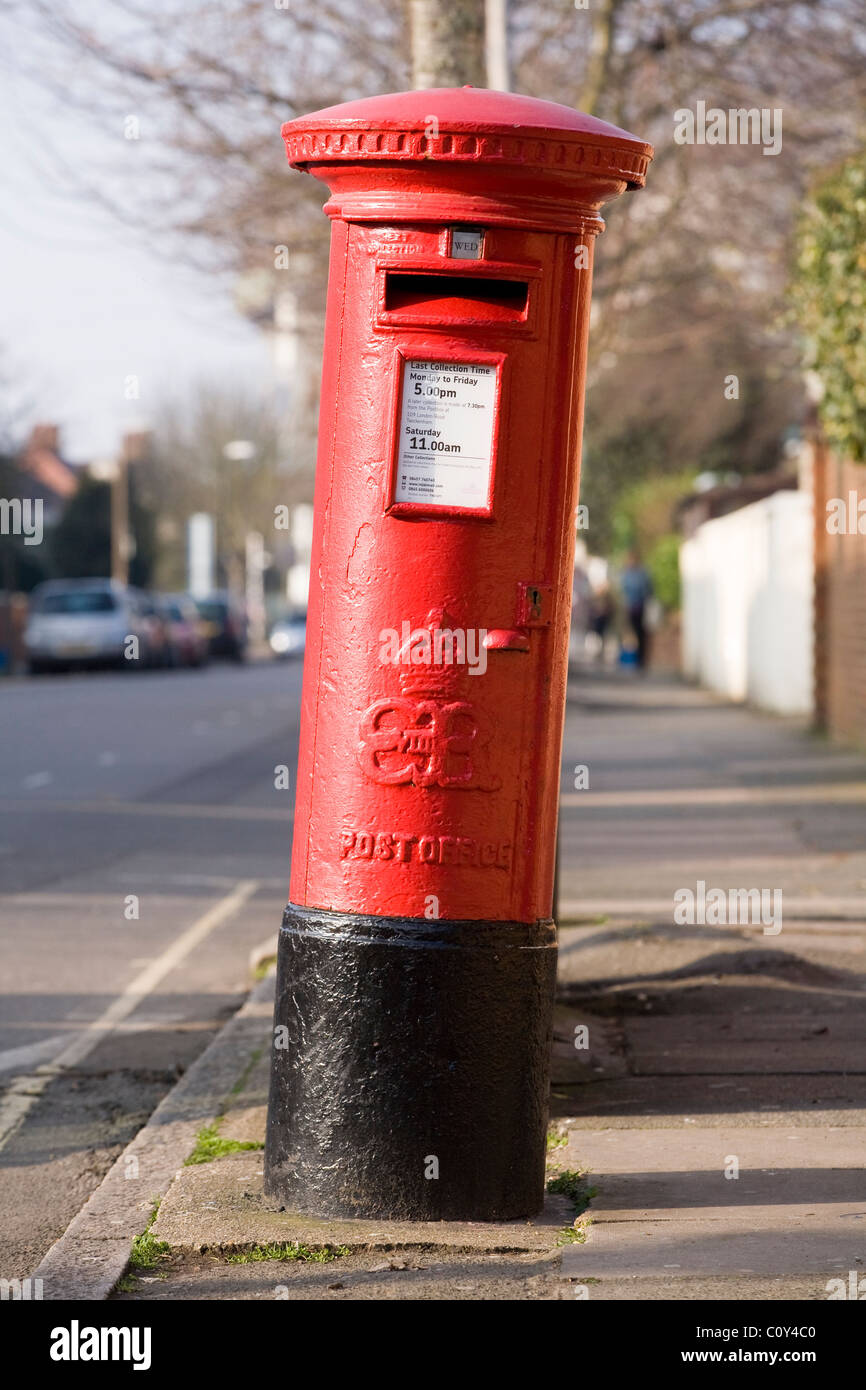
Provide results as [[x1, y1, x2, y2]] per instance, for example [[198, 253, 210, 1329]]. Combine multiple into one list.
[[264, 903, 557, 1222]]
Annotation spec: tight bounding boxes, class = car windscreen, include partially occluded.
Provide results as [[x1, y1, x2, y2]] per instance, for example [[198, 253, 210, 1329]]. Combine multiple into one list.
[[196, 601, 227, 622], [36, 591, 117, 614]]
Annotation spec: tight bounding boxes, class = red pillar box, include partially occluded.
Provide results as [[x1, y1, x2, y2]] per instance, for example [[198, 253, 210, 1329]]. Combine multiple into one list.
[[265, 87, 652, 1220]]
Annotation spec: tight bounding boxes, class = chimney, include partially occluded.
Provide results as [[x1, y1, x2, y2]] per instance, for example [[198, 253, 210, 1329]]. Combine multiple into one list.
[[28, 424, 60, 454]]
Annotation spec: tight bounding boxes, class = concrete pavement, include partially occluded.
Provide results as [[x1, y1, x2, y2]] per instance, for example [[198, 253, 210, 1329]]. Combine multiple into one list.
[[554, 669, 866, 1300], [558, 669, 866, 913]]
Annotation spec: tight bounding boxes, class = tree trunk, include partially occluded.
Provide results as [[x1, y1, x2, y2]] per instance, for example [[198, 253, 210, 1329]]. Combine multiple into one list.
[[408, 0, 486, 88], [580, 0, 621, 117]]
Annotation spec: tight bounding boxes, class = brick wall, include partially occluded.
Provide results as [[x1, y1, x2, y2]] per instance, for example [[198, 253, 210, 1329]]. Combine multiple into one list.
[[814, 443, 866, 748]]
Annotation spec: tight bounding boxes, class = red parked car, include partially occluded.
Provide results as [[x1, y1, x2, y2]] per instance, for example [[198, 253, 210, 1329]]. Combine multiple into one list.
[[159, 594, 209, 668]]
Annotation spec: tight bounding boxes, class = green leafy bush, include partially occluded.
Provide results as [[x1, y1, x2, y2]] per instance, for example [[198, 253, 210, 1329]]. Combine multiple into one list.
[[648, 533, 682, 612], [791, 152, 866, 461]]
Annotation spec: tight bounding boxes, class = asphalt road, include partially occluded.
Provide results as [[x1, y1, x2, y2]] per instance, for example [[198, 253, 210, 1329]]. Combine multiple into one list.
[[0, 657, 303, 1278]]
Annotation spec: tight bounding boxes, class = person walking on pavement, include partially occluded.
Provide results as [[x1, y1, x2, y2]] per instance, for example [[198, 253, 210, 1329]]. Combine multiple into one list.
[[619, 550, 653, 671], [589, 582, 615, 662]]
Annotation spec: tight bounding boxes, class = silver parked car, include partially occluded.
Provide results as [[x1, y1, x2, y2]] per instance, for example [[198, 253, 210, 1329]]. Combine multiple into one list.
[[269, 610, 306, 659], [24, 579, 151, 674]]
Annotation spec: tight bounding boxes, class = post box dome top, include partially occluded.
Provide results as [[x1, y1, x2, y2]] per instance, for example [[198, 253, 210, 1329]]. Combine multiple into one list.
[[282, 87, 652, 190]]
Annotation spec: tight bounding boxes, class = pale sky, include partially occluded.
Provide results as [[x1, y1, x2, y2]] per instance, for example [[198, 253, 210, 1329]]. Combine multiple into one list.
[[0, 59, 273, 462]]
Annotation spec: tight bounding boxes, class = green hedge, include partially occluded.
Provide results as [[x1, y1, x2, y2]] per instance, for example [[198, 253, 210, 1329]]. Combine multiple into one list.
[[791, 152, 866, 462]]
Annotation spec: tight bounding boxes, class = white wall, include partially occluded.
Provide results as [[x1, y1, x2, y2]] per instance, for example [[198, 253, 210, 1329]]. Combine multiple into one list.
[[680, 490, 813, 716]]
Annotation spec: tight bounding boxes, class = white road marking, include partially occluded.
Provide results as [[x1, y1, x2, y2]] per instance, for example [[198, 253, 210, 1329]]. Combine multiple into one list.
[[22, 772, 53, 790], [0, 797, 291, 822], [0, 878, 259, 1152], [0, 1035, 69, 1074]]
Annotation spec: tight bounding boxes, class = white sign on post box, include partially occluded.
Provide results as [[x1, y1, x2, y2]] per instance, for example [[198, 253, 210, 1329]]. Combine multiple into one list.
[[394, 359, 497, 510]]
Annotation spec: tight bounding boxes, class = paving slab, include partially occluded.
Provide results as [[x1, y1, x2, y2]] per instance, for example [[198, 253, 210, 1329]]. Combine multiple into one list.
[[560, 1125, 866, 1287], [552, 1077, 866, 1124], [626, 1013, 866, 1075], [152, 1150, 574, 1254], [218, 1043, 269, 1145], [558, 1273, 838, 1301], [562, 1219, 866, 1282]]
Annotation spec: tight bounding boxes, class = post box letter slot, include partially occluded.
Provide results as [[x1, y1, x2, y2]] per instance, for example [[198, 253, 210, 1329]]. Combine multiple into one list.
[[384, 273, 529, 325]]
